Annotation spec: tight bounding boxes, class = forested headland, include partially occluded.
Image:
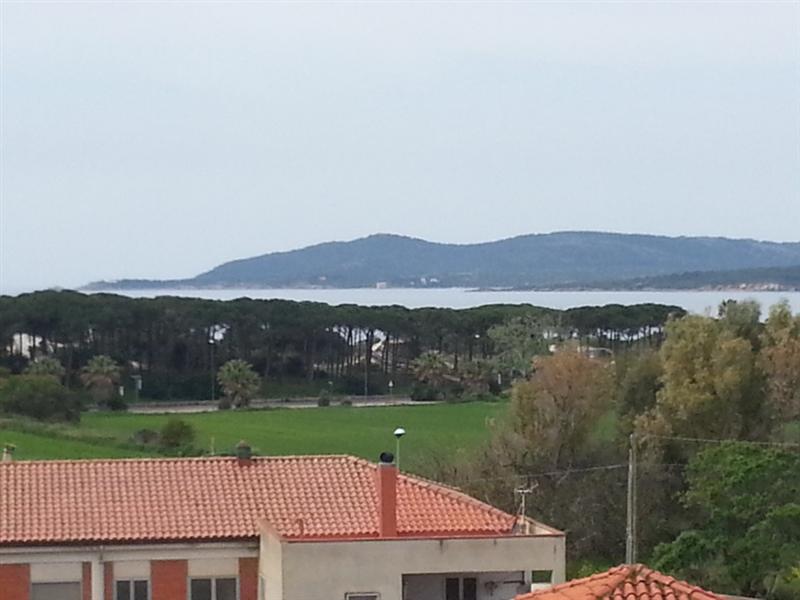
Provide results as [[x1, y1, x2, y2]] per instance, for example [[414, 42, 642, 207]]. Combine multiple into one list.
[[86, 231, 800, 290]]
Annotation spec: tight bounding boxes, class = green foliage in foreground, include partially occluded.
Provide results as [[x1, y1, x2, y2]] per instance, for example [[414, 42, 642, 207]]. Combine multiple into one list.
[[653, 443, 800, 599]]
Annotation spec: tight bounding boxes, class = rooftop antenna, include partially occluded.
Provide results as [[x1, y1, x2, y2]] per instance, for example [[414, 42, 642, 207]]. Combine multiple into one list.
[[393, 427, 406, 471], [514, 484, 536, 534]]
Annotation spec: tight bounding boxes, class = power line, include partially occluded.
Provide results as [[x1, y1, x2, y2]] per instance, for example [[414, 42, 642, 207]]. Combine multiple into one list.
[[453, 463, 629, 485], [643, 433, 800, 448]]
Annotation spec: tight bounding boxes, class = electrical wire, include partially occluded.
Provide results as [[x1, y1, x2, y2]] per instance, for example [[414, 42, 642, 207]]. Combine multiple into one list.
[[642, 433, 800, 448]]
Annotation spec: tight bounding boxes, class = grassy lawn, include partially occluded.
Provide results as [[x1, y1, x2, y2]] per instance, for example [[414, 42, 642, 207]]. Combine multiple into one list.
[[83, 403, 506, 470], [0, 402, 631, 467], [0, 429, 153, 460], [2, 402, 507, 469]]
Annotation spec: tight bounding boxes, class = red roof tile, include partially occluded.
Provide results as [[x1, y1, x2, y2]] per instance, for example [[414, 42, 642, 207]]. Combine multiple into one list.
[[0, 455, 545, 546], [516, 565, 724, 600]]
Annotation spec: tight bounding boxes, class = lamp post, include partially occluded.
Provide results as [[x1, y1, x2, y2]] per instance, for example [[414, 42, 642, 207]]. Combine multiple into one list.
[[209, 337, 216, 402], [131, 375, 142, 402], [393, 427, 406, 471]]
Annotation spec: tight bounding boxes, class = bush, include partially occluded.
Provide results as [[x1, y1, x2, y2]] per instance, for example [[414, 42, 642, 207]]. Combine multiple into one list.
[[459, 390, 501, 403], [410, 384, 442, 402], [142, 372, 212, 401], [159, 418, 195, 450], [0, 375, 82, 422], [105, 394, 128, 411], [334, 374, 384, 396], [130, 428, 160, 446]]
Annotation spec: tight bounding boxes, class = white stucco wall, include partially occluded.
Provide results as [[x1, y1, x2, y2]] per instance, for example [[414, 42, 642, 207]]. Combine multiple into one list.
[[259, 533, 565, 600], [404, 571, 527, 600]]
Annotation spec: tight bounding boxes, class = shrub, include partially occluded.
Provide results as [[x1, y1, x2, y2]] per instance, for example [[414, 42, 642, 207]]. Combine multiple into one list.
[[23, 357, 65, 381], [0, 375, 82, 422], [105, 394, 128, 411], [130, 428, 160, 446], [159, 418, 195, 450], [459, 390, 500, 403], [410, 384, 442, 402]]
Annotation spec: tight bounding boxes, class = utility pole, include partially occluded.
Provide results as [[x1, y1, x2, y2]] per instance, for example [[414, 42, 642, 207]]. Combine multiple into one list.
[[625, 433, 638, 564]]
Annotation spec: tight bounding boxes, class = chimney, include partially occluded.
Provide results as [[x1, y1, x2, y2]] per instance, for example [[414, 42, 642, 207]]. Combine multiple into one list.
[[376, 452, 397, 537], [236, 440, 252, 465]]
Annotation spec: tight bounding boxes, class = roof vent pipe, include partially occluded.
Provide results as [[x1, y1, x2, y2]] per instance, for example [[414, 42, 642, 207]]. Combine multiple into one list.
[[376, 452, 397, 537]]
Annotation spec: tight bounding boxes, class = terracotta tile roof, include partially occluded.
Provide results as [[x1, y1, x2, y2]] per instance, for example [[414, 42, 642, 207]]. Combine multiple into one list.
[[0, 455, 547, 546], [516, 565, 723, 600]]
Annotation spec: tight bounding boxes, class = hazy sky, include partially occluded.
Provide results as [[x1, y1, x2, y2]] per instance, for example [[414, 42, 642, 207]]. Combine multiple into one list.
[[1, 1, 799, 292]]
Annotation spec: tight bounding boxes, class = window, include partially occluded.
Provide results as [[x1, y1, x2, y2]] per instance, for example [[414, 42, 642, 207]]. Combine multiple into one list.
[[344, 594, 379, 600], [531, 571, 553, 584], [445, 579, 459, 600], [462, 578, 477, 600], [116, 580, 149, 600], [31, 582, 81, 600], [190, 578, 238, 600], [445, 578, 477, 600]]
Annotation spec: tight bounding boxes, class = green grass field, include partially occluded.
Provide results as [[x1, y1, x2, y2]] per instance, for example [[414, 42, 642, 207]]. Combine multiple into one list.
[[0, 429, 152, 460], [2, 402, 508, 469]]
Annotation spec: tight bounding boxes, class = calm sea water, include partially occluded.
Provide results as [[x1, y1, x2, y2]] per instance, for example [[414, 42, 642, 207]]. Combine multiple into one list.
[[105, 288, 800, 314]]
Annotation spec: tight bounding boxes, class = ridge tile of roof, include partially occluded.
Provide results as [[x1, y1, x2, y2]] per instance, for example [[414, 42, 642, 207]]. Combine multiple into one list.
[[0, 454, 539, 546], [516, 564, 725, 600]]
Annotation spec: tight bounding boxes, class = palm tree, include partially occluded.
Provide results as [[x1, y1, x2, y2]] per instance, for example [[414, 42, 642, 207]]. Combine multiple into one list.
[[411, 352, 453, 389], [81, 355, 121, 404], [217, 359, 261, 409]]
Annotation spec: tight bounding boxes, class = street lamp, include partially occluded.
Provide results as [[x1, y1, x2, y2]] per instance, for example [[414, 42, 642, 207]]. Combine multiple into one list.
[[393, 427, 406, 471], [388, 380, 394, 397], [209, 337, 216, 402], [131, 375, 142, 402]]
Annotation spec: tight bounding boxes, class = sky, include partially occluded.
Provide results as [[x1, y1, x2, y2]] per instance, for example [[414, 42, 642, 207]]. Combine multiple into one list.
[[1, 1, 799, 292]]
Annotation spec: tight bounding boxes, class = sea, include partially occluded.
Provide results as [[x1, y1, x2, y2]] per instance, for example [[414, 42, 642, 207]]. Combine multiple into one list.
[[85, 288, 800, 314]]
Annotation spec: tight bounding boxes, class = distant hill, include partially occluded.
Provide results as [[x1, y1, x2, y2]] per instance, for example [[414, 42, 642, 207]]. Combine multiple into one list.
[[578, 265, 800, 291], [85, 232, 800, 290]]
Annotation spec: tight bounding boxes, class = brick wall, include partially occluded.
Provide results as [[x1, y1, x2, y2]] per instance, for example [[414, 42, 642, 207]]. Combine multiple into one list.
[[82, 562, 92, 600], [0, 563, 30, 600], [104, 562, 114, 600], [151, 560, 188, 600], [239, 558, 259, 600]]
